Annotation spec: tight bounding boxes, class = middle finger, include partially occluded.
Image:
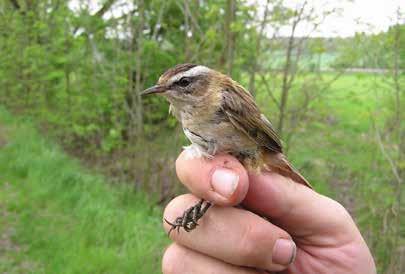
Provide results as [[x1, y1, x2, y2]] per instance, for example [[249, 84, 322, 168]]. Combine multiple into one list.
[[163, 194, 296, 272]]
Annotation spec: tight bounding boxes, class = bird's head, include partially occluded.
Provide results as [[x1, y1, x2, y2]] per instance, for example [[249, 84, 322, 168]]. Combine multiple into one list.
[[142, 64, 224, 109]]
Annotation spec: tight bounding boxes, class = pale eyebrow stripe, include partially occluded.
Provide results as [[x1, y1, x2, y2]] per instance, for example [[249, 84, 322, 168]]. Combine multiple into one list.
[[168, 65, 210, 84]]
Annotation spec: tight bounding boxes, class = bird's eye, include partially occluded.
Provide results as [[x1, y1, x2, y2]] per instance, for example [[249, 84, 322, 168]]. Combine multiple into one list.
[[177, 77, 191, 87]]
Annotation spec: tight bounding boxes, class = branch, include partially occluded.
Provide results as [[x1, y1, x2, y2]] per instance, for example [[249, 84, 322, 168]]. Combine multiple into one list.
[[183, 0, 203, 36], [72, 0, 117, 36], [9, 0, 26, 15], [259, 73, 281, 109], [94, 0, 116, 18], [9, 0, 21, 10], [175, 0, 203, 37], [151, 1, 167, 41], [372, 116, 402, 186], [248, 0, 271, 95]]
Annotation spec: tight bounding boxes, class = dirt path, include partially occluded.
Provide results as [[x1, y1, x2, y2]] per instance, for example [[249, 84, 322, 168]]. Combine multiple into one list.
[[0, 185, 26, 273], [0, 123, 7, 148], [0, 125, 39, 274]]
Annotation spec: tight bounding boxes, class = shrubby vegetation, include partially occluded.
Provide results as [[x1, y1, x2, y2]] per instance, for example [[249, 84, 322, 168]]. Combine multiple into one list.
[[0, 0, 403, 273]]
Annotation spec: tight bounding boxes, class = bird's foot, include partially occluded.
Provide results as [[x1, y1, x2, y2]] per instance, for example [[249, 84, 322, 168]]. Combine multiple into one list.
[[165, 199, 211, 236]]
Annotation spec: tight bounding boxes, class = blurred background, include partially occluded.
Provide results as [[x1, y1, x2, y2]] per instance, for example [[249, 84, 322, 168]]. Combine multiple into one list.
[[0, 0, 403, 273]]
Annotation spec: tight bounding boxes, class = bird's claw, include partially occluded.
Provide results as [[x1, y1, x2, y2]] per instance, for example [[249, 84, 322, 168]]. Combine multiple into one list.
[[165, 199, 211, 236]]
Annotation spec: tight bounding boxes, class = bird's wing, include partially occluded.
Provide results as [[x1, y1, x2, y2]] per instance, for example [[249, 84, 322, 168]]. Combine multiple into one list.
[[221, 83, 283, 153]]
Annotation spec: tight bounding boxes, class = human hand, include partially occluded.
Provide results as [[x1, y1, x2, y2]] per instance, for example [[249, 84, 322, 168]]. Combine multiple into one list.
[[162, 152, 376, 273]]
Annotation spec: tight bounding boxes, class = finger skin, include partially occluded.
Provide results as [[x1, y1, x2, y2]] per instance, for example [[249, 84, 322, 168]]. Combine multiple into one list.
[[243, 172, 376, 273], [174, 154, 376, 273], [176, 151, 249, 206], [176, 152, 356, 243], [162, 243, 267, 274], [244, 172, 357, 242], [163, 194, 293, 272]]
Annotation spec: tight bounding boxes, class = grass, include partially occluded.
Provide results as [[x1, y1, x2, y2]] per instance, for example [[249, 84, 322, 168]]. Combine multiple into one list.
[[0, 107, 168, 274]]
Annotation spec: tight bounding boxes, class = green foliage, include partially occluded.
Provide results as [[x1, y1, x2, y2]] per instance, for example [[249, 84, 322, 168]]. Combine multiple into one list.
[[334, 24, 405, 69], [0, 107, 168, 274]]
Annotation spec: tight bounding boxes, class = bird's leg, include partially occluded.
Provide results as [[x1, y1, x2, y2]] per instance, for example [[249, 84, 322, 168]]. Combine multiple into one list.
[[183, 142, 216, 160], [183, 143, 205, 159], [199, 200, 212, 218], [164, 199, 212, 235], [206, 140, 218, 157]]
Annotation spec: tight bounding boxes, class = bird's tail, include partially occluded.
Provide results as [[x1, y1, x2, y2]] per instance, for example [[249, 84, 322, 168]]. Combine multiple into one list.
[[262, 151, 313, 189]]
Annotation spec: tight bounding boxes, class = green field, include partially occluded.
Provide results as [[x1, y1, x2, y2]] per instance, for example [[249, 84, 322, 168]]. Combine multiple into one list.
[[0, 108, 168, 274], [0, 72, 403, 273]]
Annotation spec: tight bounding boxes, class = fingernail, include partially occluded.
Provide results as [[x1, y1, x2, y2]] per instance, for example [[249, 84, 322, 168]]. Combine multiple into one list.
[[272, 239, 296, 266], [211, 168, 239, 198]]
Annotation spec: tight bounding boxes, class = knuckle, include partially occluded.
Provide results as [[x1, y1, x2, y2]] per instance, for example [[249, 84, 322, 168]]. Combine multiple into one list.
[[163, 197, 180, 220], [175, 154, 186, 182], [238, 221, 270, 267], [175, 151, 209, 187], [320, 196, 355, 234], [163, 195, 194, 225], [162, 244, 184, 274], [329, 198, 352, 222]]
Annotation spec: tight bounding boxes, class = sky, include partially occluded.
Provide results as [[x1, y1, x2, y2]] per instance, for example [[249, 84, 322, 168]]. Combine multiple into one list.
[[69, 0, 405, 38], [290, 0, 405, 37]]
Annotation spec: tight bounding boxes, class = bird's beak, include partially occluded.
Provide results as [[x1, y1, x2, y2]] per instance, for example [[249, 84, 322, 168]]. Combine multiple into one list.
[[141, 85, 166, 96]]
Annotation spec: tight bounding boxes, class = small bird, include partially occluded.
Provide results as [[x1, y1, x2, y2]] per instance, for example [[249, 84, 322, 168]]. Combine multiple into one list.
[[142, 63, 312, 234]]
